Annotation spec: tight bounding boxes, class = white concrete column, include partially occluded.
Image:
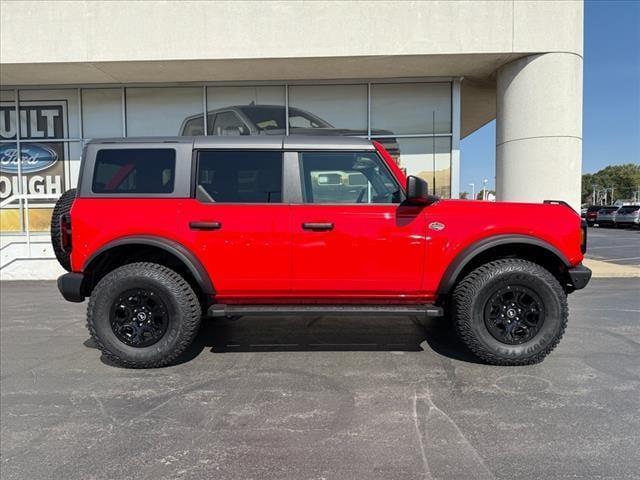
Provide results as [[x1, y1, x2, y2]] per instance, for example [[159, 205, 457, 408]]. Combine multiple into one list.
[[496, 53, 583, 211]]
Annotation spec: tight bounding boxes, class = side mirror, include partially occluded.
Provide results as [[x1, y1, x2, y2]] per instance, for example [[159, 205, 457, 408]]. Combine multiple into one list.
[[406, 175, 430, 204]]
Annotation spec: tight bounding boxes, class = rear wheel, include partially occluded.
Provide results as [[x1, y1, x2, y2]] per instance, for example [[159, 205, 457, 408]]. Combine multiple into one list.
[[87, 262, 202, 368], [452, 259, 568, 365], [50, 188, 76, 271]]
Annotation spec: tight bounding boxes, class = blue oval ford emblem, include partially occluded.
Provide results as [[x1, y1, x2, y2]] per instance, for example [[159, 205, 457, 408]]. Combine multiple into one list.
[[0, 143, 59, 174]]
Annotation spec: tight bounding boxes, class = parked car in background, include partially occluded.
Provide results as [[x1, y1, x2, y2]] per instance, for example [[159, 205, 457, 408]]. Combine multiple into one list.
[[584, 206, 601, 226], [179, 104, 401, 163], [613, 205, 640, 228], [596, 206, 620, 227]]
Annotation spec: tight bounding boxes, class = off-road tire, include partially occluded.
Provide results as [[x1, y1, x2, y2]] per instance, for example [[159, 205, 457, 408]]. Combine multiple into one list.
[[50, 188, 76, 271], [452, 259, 568, 366], [87, 262, 202, 368]]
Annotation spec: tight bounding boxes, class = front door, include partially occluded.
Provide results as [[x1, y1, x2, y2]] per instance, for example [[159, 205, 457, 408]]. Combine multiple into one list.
[[290, 150, 426, 300], [179, 149, 290, 300]]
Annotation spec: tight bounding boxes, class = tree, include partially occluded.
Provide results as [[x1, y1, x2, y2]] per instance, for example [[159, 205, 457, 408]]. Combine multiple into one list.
[[477, 190, 495, 200], [582, 164, 640, 204], [459, 191, 469, 199]]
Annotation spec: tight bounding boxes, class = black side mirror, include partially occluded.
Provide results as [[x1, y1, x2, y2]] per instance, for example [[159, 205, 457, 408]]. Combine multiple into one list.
[[406, 175, 431, 204]]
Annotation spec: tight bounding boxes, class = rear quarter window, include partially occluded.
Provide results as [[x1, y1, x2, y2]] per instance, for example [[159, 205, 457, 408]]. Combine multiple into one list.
[[92, 149, 176, 194]]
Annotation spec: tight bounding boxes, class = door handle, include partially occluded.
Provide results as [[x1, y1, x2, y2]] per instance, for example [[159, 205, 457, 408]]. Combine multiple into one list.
[[189, 221, 222, 230], [302, 222, 334, 231]]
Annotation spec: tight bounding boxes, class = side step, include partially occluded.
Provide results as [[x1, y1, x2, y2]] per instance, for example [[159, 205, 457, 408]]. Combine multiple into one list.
[[207, 304, 443, 318]]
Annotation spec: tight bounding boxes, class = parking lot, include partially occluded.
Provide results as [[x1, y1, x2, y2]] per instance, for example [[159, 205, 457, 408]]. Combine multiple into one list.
[[1, 229, 639, 480], [586, 225, 640, 267]]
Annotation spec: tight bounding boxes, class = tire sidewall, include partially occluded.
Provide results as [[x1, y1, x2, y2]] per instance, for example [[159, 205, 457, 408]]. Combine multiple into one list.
[[465, 268, 564, 360], [90, 269, 191, 365]]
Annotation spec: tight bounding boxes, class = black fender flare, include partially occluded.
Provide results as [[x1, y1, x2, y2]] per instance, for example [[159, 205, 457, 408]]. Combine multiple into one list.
[[437, 234, 571, 296], [84, 236, 215, 295]]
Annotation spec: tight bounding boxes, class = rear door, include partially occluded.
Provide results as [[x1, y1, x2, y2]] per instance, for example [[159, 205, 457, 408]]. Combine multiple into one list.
[[179, 149, 291, 299], [289, 150, 426, 299]]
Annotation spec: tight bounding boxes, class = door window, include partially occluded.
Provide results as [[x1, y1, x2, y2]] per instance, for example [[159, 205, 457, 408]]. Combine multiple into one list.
[[211, 111, 248, 135], [196, 151, 283, 203], [181, 116, 204, 136], [299, 152, 403, 204]]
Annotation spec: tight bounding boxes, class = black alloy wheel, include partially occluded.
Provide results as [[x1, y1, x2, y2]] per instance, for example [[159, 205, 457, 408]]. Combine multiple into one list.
[[110, 288, 169, 347], [483, 285, 544, 345]]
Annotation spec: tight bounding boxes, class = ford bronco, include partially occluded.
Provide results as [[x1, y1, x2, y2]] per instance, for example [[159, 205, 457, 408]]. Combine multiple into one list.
[[53, 136, 591, 368]]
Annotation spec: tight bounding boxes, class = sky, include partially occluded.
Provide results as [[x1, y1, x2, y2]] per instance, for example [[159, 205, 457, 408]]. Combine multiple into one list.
[[460, 0, 640, 194]]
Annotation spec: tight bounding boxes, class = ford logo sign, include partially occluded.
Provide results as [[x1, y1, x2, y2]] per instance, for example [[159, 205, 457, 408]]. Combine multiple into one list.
[[0, 143, 59, 174]]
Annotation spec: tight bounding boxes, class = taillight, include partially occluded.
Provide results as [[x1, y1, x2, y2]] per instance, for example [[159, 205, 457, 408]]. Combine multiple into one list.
[[60, 213, 72, 253], [580, 220, 587, 254]]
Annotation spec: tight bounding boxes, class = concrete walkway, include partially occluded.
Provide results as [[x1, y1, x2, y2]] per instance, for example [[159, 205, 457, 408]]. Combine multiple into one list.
[[583, 258, 640, 278]]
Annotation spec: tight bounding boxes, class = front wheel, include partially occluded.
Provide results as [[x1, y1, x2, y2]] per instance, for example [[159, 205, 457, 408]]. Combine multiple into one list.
[[452, 259, 568, 365], [87, 262, 202, 368]]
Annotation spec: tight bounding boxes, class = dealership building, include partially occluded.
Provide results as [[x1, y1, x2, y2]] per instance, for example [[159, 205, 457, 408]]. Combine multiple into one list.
[[0, 1, 583, 279]]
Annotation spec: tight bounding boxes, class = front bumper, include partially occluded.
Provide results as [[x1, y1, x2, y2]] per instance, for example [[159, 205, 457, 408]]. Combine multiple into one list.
[[57, 272, 86, 302], [567, 264, 592, 290], [615, 218, 640, 225]]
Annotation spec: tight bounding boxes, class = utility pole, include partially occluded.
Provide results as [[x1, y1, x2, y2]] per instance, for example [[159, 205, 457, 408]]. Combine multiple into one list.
[[482, 178, 488, 201], [469, 183, 475, 200]]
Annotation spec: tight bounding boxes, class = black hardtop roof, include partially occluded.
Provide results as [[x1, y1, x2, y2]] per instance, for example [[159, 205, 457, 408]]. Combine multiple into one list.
[[86, 135, 375, 150]]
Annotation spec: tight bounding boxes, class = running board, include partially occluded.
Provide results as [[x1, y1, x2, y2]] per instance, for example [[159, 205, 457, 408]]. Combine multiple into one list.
[[207, 304, 443, 318]]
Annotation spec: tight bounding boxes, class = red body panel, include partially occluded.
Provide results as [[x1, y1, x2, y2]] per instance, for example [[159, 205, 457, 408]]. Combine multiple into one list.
[[289, 204, 426, 299], [419, 200, 584, 295], [70, 198, 181, 272], [178, 201, 291, 296], [71, 143, 584, 304]]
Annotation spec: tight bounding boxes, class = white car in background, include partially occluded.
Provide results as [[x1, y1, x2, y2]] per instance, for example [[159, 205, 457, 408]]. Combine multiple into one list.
[[614, 205, 640, 228]]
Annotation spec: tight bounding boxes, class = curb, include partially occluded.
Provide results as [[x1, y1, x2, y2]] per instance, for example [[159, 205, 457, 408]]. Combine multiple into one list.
[[583, 258, 640, 279]]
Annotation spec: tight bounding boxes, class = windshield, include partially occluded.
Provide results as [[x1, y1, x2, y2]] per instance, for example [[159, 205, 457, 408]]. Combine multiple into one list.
[[240, 106, 332, 131], [618, 206, 640, 213]]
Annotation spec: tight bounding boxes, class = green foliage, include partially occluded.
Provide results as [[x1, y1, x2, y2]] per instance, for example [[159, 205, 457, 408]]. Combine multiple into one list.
[[477, 189, 495, 200], [582, 164, 640, 204]]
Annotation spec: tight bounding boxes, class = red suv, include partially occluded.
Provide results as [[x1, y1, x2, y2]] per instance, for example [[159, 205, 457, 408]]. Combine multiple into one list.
[[53, 136, 590, 368]]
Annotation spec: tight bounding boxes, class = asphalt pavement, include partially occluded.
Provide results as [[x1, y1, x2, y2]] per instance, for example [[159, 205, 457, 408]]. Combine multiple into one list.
[[1, 229, 639, 480], [586, 225, 640, 266]]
